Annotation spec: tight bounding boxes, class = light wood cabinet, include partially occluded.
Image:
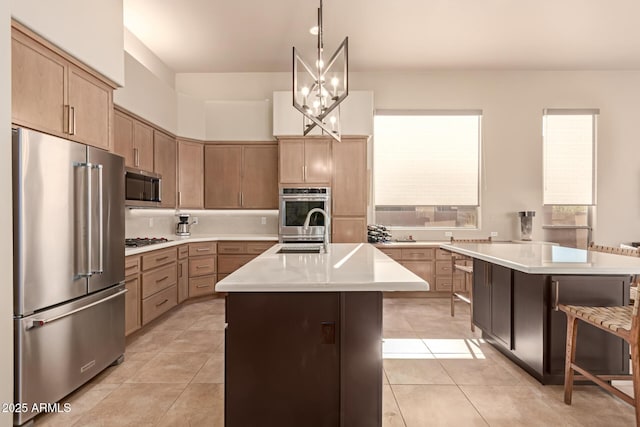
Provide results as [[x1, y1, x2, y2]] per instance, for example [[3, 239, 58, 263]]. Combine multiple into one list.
[[332, 138, 367, 217], [188, 242, 217, 298], [217, 241, 276, 276], [177, 246, 189, 303], [331, 137, 368, 243], [279, 138, 331, 185], [154, 130, 177, 208], [332, 217, 367, 243], [204, 144, 278, 209], [11, 24, 114, 151], [113, 110, 154, 171], [124, 256, 141, 336], [177, 140, 204, 208], [140, 247, 178, 326]]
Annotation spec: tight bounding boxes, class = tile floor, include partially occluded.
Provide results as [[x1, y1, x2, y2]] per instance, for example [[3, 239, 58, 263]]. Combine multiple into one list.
[[35, 297, 636, 426]]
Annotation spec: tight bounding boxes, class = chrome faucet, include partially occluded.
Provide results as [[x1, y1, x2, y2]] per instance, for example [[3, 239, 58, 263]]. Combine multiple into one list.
[[303, 208, 330, 253]]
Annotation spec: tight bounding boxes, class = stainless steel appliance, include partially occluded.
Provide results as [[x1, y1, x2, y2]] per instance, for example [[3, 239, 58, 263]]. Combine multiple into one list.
[[176, 214, 191, 236], [279, 187, 331, 243], [125, 237, 170, 248], [12, 127, 126, 426], [125, 167, 161, 207]]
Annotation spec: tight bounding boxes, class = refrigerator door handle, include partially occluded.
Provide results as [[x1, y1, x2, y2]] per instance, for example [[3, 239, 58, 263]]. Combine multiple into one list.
[[75, 162, 93, 278], [92, 164, 104, 274], [85, 163, 93, 277], [29, 288, 128, 329]]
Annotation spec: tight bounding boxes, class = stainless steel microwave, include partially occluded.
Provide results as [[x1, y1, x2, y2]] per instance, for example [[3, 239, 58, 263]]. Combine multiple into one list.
[[125, 168, 161, 207]]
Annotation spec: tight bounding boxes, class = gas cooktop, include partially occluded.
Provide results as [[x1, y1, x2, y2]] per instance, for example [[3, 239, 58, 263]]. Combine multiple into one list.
[[125, 237, 171, 248]]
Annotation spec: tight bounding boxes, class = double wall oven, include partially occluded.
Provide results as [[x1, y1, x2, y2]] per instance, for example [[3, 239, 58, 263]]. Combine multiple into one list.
[[279, 187, 331, 243]]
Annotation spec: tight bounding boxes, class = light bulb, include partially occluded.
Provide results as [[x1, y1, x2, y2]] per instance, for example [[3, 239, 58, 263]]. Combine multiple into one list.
[[301, 86, 309, 96], [309, 26, 319, 35], [331, 77, 339, 88], [313, 100, 320, 108], [329, 116, 337, 124], [316, 59, 324, 69]]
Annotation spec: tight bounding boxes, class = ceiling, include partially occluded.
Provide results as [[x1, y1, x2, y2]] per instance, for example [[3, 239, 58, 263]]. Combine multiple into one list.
[[123, 0, 640, 73]]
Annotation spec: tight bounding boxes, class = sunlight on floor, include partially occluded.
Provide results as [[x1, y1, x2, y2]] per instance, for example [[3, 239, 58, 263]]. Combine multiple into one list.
[[382, 338, 487, 360]]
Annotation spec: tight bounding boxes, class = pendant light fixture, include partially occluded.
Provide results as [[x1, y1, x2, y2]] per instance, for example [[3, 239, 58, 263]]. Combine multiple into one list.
[[292, 0, 348, 142]]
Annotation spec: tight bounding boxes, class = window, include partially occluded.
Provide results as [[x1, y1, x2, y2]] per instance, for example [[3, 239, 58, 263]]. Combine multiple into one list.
[[373, 111, 481, 228], [542, 109, 597, 248]]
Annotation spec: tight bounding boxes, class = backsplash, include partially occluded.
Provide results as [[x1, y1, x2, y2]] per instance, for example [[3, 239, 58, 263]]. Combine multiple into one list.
[[125, 209, 279, 237]]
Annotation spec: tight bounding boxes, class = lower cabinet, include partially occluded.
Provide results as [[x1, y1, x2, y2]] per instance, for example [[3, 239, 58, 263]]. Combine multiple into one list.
[[140, 247, 178, 326], [472, 260, 512, 348], [218, 241, 276, 276], [177, 246, 189, 303], [377, 246, 435, 290], [124, 256, 141, 336], [188, 242, 217, 298]]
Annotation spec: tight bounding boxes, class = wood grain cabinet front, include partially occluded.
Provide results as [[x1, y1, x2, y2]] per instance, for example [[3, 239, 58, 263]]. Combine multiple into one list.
[[177, 140, 204, 209], [124, 255, 141, 336], [11, 24, 114, 151], [278, 138, 331, 185], [139, 247, 179, 326], [187, 242, 218, 298]]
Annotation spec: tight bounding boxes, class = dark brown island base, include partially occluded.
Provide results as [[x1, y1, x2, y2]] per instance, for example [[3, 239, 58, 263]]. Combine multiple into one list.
[[216, 243, 428, 427], [442, 242, 640, 385]]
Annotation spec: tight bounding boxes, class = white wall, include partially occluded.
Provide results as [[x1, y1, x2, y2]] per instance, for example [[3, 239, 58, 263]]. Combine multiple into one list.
[[114, 52, 178, 134], [177, 93, 206, 140], [11, 0, 124, 85], [123, 28, 174, 89], [205, 100, 272, 141], [176, 70, 640, 245], [1, 2, 13, 426]]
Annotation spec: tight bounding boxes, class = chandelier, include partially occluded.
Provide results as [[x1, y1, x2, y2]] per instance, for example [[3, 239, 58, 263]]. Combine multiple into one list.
[[292, 0, 348, 142]]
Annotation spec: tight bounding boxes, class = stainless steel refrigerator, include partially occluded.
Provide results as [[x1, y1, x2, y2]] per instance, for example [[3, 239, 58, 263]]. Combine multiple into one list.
[[12, 127, 126, 426]]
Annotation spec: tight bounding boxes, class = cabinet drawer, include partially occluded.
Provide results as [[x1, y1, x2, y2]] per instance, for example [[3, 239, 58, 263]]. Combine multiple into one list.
[[246, 241, 276, 254], [378, 248, 401, 261], [436, 248, 452, 260], [178, 245, 189, 259], [189, 242, 217, 256], [434, 276, 465, 292], [142, 284, 177, 325], [125, 256, 140, 277], [401, 248, 435, 260], [399, 260, 434, 283], [436, 260, 454, 276], [141, 263, 177, 299], [218, 255, 256, 274], [189, 256, 216, 277], [125, 275, 140, 336], [189, 275, 216, 297], [141, 248, 177, 271], [218, 242, 247, 254]]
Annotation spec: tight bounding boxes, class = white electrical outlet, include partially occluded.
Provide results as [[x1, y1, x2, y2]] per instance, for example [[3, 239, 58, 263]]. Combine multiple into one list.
[[491, 231, 498, 237], [192, 217, 199, 225], [261, 217, 267, 225], [444, 231, 453, 237], [148, 217, 153, 228]]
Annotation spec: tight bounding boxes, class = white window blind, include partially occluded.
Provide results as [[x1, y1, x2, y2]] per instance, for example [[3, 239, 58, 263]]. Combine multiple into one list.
[[374, 112, 481, 206], [543, 109, 597, 205]]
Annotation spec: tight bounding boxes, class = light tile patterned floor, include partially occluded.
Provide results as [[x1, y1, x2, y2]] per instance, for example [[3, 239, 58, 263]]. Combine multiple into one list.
[[34, 297, 636, 426]]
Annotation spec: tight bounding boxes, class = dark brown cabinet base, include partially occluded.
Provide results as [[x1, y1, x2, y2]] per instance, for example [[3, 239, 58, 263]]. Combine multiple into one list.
[[225, 292, 382, 427], [472, 259, 630, 384]]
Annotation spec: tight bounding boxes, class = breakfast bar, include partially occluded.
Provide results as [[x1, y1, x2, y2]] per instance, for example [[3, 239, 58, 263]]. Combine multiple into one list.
[[441, 242, 640, 384], [216, 243, 428, 427]]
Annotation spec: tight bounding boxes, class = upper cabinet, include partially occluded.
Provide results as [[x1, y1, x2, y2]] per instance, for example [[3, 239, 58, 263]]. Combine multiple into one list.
[[11, 24, 114, 151], [154, 130, 177, 208], [204, 144, 278, 209], [177, 140, 204, 209], [272, 91, 374, 137], [279, 138, 331, 185], [113, 109, 154, 171], [332, 137, 368, 217]]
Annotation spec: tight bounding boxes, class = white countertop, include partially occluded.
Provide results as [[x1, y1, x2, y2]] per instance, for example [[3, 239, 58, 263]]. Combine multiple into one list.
[[375, 241, 447, 248], [125, 234, 278, 256], [441, 242, 640, 275], [215, 243, 430, 292]]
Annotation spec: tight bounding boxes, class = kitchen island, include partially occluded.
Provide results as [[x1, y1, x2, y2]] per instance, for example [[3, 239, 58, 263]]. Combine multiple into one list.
[[441, 242, 640, 384], [216, 243, 428, 427]]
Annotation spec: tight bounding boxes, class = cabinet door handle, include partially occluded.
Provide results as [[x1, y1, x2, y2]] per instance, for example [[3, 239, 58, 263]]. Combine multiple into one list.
[[178, 191, 182, 206], [134, 148, 139, 167], [321, 321, 335, 344], [157, 275, 169, 283], [155, 299, 169, 307], [155, 256, 169, 262], [195, 265, 209, 269], [196, 283, 209, 288], [196, 248, 209, 252], [552, 280, 560, 311], [238, 192, 242, 206], [70, 106, 76, 135]]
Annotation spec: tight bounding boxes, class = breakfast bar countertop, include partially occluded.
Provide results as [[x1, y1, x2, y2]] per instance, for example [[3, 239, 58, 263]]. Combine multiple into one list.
[[441, 242, 640, 275], [215, 243, 429, 292]]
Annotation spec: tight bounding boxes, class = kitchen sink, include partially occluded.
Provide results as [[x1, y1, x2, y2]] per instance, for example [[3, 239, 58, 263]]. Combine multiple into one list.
[[277, 245, 323, 254]]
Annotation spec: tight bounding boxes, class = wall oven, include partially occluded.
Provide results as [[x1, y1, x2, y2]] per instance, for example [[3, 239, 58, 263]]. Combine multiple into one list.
[[125, 168, 161, 207], [279, 187, 331, 243]]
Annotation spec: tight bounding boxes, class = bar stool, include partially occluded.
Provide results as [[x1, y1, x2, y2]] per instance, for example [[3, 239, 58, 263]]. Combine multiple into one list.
[[449, 237, 492, 332]]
